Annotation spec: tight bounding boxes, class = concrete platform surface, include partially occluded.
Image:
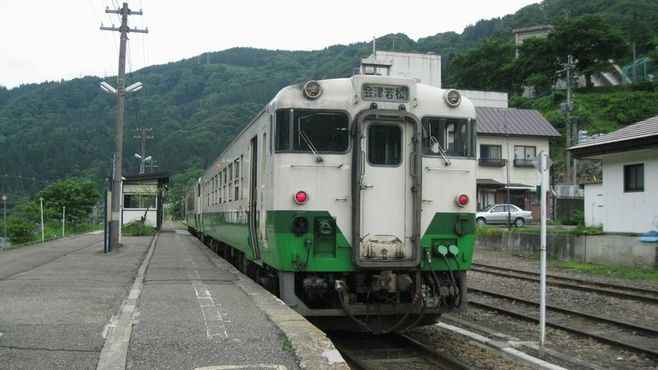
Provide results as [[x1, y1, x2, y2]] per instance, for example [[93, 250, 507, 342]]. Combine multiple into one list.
[[0, 224, 347, 369]]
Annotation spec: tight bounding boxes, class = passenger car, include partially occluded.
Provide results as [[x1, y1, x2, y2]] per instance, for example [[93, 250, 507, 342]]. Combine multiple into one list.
[[476, 204, 532, 227]]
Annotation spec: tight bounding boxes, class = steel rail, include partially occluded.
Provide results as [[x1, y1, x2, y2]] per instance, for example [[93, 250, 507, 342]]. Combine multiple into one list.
[[329, 332, 472, 370], [471, 263, 658, 304], [469, 287, 658, 336], [469, 299, 658, 358]]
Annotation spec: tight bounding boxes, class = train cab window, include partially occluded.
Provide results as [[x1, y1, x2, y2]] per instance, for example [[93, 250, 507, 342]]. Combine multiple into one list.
[[422, 117, 474, 157], [275, 109, 349, 152], [368, 124, 402, 166]]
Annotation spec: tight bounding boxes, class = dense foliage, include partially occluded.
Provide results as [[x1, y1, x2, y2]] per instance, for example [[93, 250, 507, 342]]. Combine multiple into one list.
[[0, 0, 656, 216]]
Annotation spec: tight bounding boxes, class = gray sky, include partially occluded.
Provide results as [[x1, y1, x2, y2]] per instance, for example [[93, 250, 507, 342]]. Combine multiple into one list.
[[1, 0, 539, 89]]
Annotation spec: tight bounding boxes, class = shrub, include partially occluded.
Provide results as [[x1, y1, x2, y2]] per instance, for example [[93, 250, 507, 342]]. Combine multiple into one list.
[[122, 221, 156, 236], [476, 223, 500, 237], [7, 216, 36, 244], [560, 210, 584, 226]]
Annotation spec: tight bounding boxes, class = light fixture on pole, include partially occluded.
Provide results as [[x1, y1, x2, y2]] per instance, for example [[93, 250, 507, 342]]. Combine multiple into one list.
[[134, 153, 152, 175], [39, 197, 45, 243]]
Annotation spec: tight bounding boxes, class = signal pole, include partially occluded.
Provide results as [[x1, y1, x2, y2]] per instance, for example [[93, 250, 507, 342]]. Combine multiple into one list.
[[134, 127, 154, 174], [101, 3, 147, 250]]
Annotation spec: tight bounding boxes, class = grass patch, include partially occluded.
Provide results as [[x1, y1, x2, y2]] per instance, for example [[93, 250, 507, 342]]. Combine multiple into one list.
[[481, 224, 604, 236], [552, 260, 658, 282], [476, 223, 500, 236], [281, 337, 294, 353], [122, 221, 156, 236]]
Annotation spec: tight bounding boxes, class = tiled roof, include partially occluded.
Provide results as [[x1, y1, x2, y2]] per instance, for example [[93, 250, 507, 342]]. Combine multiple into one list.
[[568, 114, 658, 150], [476, 107, 560, 137]]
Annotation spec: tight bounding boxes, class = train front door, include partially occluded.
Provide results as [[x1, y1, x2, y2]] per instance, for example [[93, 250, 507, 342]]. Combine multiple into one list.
[[355, 116, 420, 267]]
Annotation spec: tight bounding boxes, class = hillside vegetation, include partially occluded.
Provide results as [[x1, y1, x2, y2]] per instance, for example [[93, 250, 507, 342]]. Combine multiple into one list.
[[0, 0, 657, 209]]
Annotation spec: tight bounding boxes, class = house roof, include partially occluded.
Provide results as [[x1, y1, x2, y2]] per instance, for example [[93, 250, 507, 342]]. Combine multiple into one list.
[[476, 107, 560, 138], [568, 114, 658, 158]]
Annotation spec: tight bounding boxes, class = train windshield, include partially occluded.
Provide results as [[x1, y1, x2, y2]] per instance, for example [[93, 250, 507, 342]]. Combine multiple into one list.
[[421, 117, 475, 157], [275, 109, 349, 153]]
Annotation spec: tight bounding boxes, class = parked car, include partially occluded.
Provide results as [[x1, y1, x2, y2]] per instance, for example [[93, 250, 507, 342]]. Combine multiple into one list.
[[476, 204, 533, 227]]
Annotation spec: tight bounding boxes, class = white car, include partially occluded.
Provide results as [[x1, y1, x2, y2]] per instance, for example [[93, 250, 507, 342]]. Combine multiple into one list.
[[476, 204, 533, 227]]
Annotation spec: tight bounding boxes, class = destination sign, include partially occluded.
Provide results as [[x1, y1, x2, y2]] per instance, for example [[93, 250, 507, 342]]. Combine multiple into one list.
[[361, 84, 409, 102]]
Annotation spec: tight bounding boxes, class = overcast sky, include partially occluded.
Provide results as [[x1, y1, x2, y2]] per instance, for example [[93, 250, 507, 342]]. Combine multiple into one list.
[[1, 0, 539, 89]]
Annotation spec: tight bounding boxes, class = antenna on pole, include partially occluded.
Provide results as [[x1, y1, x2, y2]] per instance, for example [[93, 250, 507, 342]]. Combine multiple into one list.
[[373, 36, 376, 59]]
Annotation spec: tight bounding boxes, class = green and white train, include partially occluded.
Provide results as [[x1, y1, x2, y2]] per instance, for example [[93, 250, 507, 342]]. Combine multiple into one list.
[[185, 74, 477, 333]]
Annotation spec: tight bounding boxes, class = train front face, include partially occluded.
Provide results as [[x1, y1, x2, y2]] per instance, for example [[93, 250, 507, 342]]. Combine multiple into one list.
[[270, 76, 477, 333]]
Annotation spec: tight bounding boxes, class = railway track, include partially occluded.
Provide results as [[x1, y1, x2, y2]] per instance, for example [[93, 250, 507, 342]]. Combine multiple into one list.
[[468, 287, 658, 359], [329, 331, 471, 370], [471, 262, 658, 304]]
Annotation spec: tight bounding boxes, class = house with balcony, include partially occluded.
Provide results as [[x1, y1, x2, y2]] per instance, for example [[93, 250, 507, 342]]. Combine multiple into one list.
[[568, 115, 658, 234], [475, 107, 560, 219]]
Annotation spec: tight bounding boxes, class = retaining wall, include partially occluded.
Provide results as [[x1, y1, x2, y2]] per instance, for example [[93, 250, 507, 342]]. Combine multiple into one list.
[[476, 231, 658, 269]]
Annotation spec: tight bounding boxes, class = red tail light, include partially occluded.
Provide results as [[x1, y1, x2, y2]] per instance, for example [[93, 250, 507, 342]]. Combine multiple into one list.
[[295, 191, 308, 204], [456, 194, 469, 207]]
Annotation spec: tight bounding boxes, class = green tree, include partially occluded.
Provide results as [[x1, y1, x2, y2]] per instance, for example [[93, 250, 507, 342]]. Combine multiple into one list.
[[549, 15, 628, 88], [514, 37, 559, 95], [36, 178, 100, 223], [446, 38, 516, 91], [6, 216, 35, 244]]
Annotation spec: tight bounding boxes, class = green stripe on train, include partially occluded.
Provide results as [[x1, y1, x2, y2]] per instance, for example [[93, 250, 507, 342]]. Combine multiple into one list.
[[196, 210, 474, 272]]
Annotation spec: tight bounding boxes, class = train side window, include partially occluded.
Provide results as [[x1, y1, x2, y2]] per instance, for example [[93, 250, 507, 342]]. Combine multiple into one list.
[[367, 124, 402, 166], [233, 158, 240, 201], [275, 110, 291, 151], [218, 172, 223, 204]]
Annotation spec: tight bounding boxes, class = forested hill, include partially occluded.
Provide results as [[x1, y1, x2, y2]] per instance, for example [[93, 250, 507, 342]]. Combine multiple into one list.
[[1, 0, 657, 200]]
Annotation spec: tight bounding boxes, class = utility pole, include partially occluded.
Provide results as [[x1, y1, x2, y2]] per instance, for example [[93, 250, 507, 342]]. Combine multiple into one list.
[[101, 3, 147, 250], [134, 127, 154, 174], [560, 55, 576, 184]]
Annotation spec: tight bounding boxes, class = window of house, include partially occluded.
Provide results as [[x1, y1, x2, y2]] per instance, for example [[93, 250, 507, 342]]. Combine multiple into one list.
[[514, 145, 536, 166], [479, 144, 505, 166], [624, 164, 644, 192], [124, 194, 156, 209], [481, 145, 502, 159]]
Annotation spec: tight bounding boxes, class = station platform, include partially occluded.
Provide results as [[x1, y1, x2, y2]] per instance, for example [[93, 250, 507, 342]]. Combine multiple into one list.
[[0, 223, 347, 369]]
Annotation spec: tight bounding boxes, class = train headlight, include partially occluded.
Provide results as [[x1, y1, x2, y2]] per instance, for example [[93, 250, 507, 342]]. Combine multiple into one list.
[[302, 80, 322, 100], [294, 190, 309, 205], [455, 194, 469, 207], [444, 89, 461, 107]]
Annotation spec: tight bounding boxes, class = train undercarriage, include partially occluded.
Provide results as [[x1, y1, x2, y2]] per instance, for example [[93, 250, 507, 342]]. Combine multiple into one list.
[[192, 228, 466, 334]]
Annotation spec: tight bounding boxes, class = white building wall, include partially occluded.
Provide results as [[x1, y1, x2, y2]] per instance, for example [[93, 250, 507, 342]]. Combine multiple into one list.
[[460, 90, 508, 108], [123, 209, 158, 227], [362, 51, 441, 87], [598, 149, 658, 233], [476, 136, 549, 187]]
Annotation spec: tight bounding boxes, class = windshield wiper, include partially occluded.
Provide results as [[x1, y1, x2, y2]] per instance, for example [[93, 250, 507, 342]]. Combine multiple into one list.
[[300, 130, 324, 163], [430, 136, 451, 166]]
